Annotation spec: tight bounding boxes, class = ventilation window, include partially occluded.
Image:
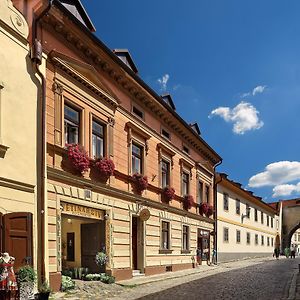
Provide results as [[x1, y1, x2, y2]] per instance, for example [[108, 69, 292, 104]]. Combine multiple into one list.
[[132, 105, 144, 119], [183, 145, 189, 154], [161, 129, 170, 140]]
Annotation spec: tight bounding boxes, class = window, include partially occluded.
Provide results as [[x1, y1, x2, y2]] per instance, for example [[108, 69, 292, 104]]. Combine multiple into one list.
[[64, 104, 80, 145], [267, 216, 269, 227], [182, 225, 189, 251], [271, 237, 274, 247], [261, 235, 264, 246], [246, 204, 250, 218], [182, 172, 189, 195], [254, 209, 258, 222], [161, 160, 170, 188], [92, 120, 104, 158], [132, 105, 144, 119], [183, 145, 189, 154], [267, 237, 270, 246], [236, 199, 240, 215], [132, 143, 143, 174], [246, 232, 250, 245], [198, 181, 203, 204], [161, 221, 170, 249], [161, 128, 170, 140], [223, 193, 229, 211], [261, 212, 264, 224], [255, 234, 258, 245], [223, 227, 229, 242], [271, 217, 273, 228], [205, 185, 210, 203], [236, 230, 241, 243]]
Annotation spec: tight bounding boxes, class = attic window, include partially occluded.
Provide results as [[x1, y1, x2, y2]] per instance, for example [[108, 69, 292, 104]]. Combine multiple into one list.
[[161, 94, 176, 110], [183, 145, 190, 154], [161, 129, 170, 140], [132, 105, 144, 120]]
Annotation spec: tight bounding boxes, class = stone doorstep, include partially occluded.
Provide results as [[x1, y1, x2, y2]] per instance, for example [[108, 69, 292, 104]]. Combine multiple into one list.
[[118, 264, 218, 287]]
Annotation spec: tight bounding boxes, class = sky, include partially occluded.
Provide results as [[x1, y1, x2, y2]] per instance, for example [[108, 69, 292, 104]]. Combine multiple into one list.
[[82, 0, 300, 202]]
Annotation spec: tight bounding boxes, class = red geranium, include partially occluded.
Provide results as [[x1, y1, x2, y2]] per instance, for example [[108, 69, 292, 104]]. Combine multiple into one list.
[[183, 195, 194, 210], [199, 202, 209, 216], [206, 205, 214, 217], [67, 144, 90, 174], [162, 187, 176, 203], [94, 158, 115, 178], [132, 173, 148, 193]]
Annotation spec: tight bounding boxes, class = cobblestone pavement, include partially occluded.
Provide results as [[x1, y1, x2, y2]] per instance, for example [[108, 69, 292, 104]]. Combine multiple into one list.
[[137, 257, 300, 300]]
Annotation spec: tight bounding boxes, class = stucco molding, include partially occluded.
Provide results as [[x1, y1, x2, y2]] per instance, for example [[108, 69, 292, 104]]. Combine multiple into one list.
[[0, 176, 35, 193], [0, 0, 29, 38]]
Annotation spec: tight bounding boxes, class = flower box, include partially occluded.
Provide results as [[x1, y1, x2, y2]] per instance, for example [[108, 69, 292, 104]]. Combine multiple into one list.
[[183, 195, 194, 210], [162, 187, 175, 203], [66, 144, 90, 174], [93, 158, 115, 182], [131, 173, 148, 194]]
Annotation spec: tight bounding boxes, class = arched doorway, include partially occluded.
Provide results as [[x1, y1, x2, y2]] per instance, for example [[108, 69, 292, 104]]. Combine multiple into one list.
[[287, 222, 300, 255]]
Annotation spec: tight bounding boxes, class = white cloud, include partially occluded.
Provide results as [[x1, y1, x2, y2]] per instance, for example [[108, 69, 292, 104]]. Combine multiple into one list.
[[252, 85, 267, 96], [209, 101, 264, 134], [248, 161, 300, 188], [157, 74, 170, 91], [241, 92, 251, 98], [272, 183, 300, 197]]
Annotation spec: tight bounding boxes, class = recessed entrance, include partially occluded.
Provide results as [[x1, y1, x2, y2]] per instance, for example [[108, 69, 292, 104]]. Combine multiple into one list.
[[131, 216, 144, 273], [197, 229, 210, 265], [61, 214, 105, 274]]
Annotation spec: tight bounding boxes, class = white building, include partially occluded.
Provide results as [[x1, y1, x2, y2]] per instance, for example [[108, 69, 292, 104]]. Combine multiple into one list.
[[291, 229, 300, 255], [216, 173, 280, 262]]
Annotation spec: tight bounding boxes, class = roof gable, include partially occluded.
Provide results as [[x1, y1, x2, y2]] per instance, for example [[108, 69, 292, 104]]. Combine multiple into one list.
[[161, 94, 176, 110], [57, 0, 95, 32]]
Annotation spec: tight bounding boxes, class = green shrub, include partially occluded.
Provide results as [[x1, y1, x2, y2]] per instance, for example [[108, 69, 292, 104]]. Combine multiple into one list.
[[83, 274, 101, 281], [61, 275, 75, 291], [99, 274, 115, 284], [17, 266, 36, 283]]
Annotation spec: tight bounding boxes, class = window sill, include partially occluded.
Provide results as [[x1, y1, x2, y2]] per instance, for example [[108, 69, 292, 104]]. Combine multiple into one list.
[[181, 249, 191, 254], [159, 249, 173, 254]]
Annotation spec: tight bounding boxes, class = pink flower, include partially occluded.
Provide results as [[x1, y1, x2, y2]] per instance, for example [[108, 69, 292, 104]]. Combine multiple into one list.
[[199, 202, 209, 216], [162, 187, 176, 203], [95, 158, 115, 178], [67, 144, 90, 174], [183, 195, 194, 210], [132, 173, 148, 193]]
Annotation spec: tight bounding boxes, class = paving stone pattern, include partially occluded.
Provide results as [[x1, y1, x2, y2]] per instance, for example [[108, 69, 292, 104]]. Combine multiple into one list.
[[138, 258, 300, 300]]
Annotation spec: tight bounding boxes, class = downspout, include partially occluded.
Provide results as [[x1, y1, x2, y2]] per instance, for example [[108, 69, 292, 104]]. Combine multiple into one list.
[[31, 0, 53, 281], [213, 159, 223, 264]]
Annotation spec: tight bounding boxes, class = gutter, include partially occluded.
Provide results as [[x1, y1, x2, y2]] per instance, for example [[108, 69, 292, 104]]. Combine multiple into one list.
[[31, 0, 53, 281], [213, 162, 223, 264]]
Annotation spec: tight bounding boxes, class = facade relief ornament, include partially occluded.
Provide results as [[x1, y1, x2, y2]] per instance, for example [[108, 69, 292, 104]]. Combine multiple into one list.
[[0, 0, 29, 38], [52, 82, 64, 95]]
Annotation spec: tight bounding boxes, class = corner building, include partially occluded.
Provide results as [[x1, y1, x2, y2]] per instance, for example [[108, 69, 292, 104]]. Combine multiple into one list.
[[13, 0, 221, 289]]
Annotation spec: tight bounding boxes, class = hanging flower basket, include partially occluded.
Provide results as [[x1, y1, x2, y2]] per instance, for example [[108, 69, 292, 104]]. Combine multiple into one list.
[[206, 205, 214, 217], [67, 144, 90, 174], [183, 195, 194, 210], [162, 187, 175, 203], [199, 202, 209, 216], [131, 173, 148, 194], [94, 158, 115, 181]]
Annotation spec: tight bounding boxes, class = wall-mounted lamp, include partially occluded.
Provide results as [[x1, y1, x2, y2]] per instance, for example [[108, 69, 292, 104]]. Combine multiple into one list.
[[67, 218, 72, 224], [104, 213, 109, 220], [241, 206, 251, 223]]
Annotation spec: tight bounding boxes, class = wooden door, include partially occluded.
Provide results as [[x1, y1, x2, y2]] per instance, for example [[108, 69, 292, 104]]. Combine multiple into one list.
[[3, 212, 33, 270], [197, 236, 203, 264], [132, 217, 138, 270], [81, 223, 102, 273]]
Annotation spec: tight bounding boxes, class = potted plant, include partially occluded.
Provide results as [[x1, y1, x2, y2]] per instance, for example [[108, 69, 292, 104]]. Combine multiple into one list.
[[18, 265, 36, 300], [66, 144, 90, 174], [162, 187, 175, 203], [131, 173, 148, 194], [206, 205, 214, 217], [199, 202, 209, 216], [93, 157, 115, 182], [35, 280, 51, 300], [183, 195, 194, 210]]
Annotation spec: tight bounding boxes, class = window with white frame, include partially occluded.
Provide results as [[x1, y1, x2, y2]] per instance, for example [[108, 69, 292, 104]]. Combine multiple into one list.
[[254, 208, 258, 222], [161, 221, 170, 250], [246, 232, 250, 244], [132, 143, 143, 174], [182, 172, 189, 196], [223, 193, 229, 211], [92, 119, 105, 158], [224, 227, 229, 242], [182, 225, 189, 251], [255, 234, 258, 245], [64, 103, 80, 145], [236, 230, 241, 243], [161, 159, 170, 188], [261, 235, 264, 246], [236, 199, 240, 215]]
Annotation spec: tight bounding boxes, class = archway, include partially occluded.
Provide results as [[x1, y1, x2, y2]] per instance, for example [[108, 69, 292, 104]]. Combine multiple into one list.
[[287, 222, 300, 255]]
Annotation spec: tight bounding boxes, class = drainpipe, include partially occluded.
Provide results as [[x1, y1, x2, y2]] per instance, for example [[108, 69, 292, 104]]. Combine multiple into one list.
[[31, 0, 53, 281], [213, 160, 223, 264]]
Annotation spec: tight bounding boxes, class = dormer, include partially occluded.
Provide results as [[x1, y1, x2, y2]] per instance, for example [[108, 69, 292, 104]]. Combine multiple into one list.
[[189, 122, 201, 135], [161, 94, 176, 110], [112, 49, 138, 74], [57, 0, 96, 32]]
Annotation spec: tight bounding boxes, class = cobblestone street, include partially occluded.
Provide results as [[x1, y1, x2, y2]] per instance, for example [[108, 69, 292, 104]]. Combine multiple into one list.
[[137, 257, 300, 300]]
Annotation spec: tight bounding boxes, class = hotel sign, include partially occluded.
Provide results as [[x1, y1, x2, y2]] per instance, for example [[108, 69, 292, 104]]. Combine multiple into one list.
[[61, 202, 104, 220]]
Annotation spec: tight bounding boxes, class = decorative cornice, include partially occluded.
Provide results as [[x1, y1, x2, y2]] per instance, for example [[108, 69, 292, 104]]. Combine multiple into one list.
[[0, 176, 35, 193], [0, 0, 28, 38], [47, 166, 214, 223]]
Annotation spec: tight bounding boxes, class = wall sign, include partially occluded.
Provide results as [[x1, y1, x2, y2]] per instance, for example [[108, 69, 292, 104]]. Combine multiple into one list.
[[61, 202, 104, 220]]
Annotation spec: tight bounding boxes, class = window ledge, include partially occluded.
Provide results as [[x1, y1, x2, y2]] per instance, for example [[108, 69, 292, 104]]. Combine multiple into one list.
[[181, 249, 191, 254], [0, 143, 9, 158], [159, 249, 173, 254]]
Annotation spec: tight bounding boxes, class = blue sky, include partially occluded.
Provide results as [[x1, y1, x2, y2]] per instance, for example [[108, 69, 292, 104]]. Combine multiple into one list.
[[82, 0, 300, 202]]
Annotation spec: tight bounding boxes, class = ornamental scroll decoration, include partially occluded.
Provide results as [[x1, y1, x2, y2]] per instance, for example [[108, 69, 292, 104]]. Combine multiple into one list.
[[0, 0, 29, 38]]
